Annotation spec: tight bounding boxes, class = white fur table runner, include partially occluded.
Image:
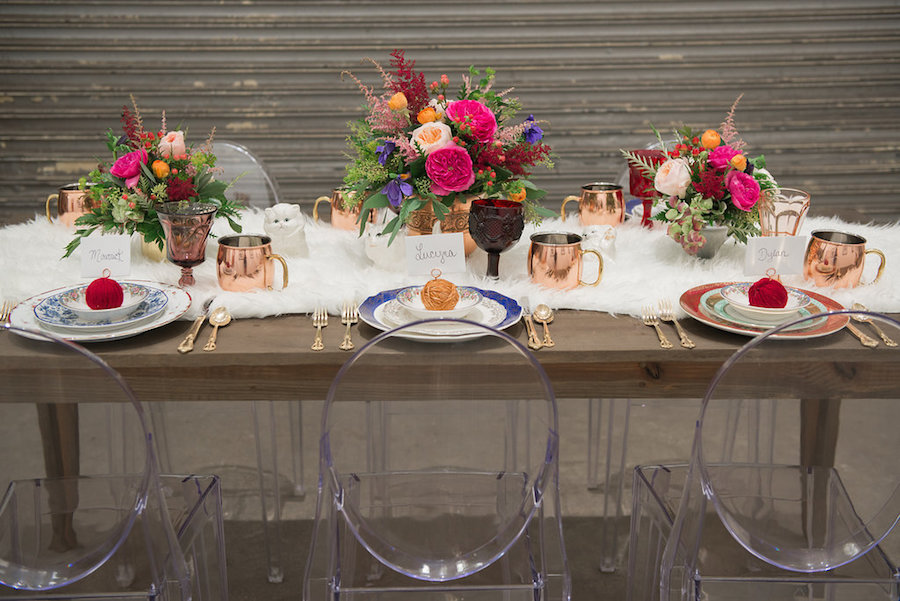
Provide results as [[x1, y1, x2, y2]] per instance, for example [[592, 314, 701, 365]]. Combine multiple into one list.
[[2, 210, 899, 321]]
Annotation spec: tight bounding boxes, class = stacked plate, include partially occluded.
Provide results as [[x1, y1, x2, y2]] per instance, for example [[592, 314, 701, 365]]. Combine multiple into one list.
[[680, 282, 847, 339], [359, 287, 522, 342], [9, 280, 192, 342]]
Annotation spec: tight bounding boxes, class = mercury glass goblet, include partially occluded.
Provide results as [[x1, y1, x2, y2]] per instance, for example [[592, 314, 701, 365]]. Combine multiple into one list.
[[156, 201, 217, 287], [468, 198, 525, 279]]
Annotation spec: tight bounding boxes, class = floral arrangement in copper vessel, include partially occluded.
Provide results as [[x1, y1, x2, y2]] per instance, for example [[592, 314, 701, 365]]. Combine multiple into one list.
[[622, 96, 777, 255], [342, 49, 555, 242], [64, 96, 242, 257]]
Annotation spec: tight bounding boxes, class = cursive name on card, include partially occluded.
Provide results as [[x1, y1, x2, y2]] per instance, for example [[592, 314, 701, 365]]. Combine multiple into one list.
[[405, 232, 467, 275], [80, 233, 132, 278], [744, 235, 806, 276]]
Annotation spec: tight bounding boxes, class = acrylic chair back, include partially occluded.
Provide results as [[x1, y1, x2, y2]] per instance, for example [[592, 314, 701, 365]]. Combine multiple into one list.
[[304, 318, 570, 600], [213, 140, 281, 208], [0, 324, 191, 599], [660, 310, 900, 598]]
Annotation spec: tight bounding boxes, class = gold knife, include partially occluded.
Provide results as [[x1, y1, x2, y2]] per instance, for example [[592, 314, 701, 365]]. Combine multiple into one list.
[[177, 298, 214, 354], [846, 322, 879, 348], [520, 298, 543, 350]]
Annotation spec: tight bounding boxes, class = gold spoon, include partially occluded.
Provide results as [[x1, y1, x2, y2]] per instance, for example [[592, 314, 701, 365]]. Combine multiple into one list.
[[851, 303, 897, 347], [533, 304, 555, 347], [203, 307, 232, 351]]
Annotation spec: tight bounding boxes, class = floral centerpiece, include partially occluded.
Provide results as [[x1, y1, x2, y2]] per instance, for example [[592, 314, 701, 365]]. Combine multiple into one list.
[[63, 97, 242, 257], [342, 50, 555, 242], [622, 96, 777, 255]]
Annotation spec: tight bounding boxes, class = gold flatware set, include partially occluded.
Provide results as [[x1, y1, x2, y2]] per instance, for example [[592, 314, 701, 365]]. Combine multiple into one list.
[[0, 300, 14, 324], [177, 299, 232, 353], [642, 302, 696, 349], [310, 303, 359, 352]]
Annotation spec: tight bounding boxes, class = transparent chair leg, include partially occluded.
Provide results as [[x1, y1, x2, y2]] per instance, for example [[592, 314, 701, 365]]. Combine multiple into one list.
[[288, 400, 306, 497], [252, 400, 284, 584]]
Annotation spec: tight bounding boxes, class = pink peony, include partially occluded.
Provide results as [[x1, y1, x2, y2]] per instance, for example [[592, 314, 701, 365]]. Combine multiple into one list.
[[110, 149, 149, 189], [445, 100, 498, 143], [708, 145, 740, 170], [425, 143, 476, 195], [157, 130, 186, 159], [725, 170, 760, 211]]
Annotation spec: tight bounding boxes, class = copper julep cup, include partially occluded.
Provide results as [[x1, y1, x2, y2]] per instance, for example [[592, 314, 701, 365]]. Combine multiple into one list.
[[46, 183, 98, 228], [561, 182, 625, 227], [313, 189, 378, 230], [216, 234, 289, 292], [528, 232, 604, 290], [802, 230, 885, 288]]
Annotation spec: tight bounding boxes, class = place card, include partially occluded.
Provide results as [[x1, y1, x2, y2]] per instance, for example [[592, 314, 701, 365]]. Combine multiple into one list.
[[405, 232, 467, 276], [744, 235, 807, 276], [80, 234, 132, 278]]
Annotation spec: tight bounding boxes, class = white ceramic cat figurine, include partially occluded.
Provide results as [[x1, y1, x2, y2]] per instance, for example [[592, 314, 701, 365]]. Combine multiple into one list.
[[263, 203, 308, 257]]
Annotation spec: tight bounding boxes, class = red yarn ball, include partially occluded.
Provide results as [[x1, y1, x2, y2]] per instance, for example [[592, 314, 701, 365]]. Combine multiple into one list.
[[748, 277, 788, 308], [85, 276, 124, 310]]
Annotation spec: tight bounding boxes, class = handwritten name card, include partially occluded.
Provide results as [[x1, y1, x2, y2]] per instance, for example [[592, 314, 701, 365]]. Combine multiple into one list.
[[744, 235, 807, 276], [405, 232, 467, 276], [80, 234, 132, 278]]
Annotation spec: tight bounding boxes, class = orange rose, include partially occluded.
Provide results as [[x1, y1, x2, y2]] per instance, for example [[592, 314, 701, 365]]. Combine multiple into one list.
[[151, 159, 170, 179], [387, 92, 408, 111], [729, 154, 747, 171], [417, 107, 438, 124], [508, 188, 527, 203], [701, 129, 721, 149]]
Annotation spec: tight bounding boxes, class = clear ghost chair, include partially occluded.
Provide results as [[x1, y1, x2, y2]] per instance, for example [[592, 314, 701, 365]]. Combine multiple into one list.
[[152, 139, 301, 583], [627, 310, 900, 601], [0, 324, 227, 600], [303, 319, 571, 600]]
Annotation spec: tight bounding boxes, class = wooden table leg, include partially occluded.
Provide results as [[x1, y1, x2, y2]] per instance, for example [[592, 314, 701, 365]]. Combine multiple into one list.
[[799, 398, 841, 548], [36, 403, 80, 552]]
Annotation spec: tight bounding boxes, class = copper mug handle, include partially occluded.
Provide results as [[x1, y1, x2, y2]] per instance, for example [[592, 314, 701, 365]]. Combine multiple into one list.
[[561, 195, 580, 221], [45, 193, 59, 223], [312, 195, 331, 222], [580, 248, 604, 287], [266, 253, 289, 290], [865, 249, 886, 285]]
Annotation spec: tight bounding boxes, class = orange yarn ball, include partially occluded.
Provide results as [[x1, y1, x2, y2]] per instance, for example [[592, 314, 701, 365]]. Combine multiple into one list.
[[421, 272, 459, 311]]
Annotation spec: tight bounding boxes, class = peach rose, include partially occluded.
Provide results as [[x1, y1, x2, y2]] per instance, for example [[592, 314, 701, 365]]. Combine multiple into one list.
[[654, 158, 692, 198], [411, 121, 453, 155], [157, 130, 186, 159]]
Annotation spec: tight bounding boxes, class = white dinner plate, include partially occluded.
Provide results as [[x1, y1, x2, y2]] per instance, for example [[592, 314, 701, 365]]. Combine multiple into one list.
[[359, 287, 522, 342], [10, 281, 191, 343]]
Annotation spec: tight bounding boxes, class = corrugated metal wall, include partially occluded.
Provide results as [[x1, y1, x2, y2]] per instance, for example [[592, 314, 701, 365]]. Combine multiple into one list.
[[2, 0, 899, 222]]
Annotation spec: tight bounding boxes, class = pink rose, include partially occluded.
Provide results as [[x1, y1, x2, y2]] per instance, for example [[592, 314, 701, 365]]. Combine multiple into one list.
[[445, 100, 498, 143], [158, 130, 186, 159], [725, 170, 760, 211], [708, 145, 740, 170], [654, 158, 692, 198], [109, 149, 149, 189], [425, 143, 476, 195]]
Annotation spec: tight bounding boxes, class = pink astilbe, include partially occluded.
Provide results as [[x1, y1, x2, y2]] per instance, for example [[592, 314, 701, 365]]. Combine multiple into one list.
[[385, 135, 420, 162], [496, 122, 530, 145], [160, 110, 167, 136], [366, 99, 410, 134], [340, 69, 381, 108], [720, 93, 746, 152]]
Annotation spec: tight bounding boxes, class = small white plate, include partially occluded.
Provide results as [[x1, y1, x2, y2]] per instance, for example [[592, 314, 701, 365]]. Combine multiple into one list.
[[59, 282, 151, 323], [720, 282, 812, 324], [395, 285, 483, 320]]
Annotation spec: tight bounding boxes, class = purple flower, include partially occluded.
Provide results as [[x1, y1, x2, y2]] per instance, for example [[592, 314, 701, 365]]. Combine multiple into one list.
[[523, 114, 543, 144], [381, 174, 413, 208], [376, 140, 396, 166]]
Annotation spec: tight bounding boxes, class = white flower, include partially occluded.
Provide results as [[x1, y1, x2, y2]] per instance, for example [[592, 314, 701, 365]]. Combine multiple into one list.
[[654, 158, 692, 199], [410, 121, 452, 155]]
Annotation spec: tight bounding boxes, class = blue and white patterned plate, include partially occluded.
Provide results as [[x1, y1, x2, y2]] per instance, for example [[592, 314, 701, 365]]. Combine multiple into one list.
[[359, 287, 521, 342], [34, 283, 168, 332]]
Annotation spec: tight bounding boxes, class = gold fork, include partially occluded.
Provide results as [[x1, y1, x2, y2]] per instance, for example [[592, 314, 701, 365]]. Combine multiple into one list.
[[641, 305, 673, 349], [311, 307, 327, 351], [0, 300, 14, 324], [339, 302, 358, 351], [658, 299, 695, 349]]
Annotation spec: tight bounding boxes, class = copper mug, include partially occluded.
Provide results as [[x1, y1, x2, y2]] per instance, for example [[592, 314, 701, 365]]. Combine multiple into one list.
[[46, 183, 97, 227], [561, 183, 625, 227], [802, 230, 885, 288], [216, 235, 289, 292], [528, 232, 603, 290], [313, 189, 377, 230]]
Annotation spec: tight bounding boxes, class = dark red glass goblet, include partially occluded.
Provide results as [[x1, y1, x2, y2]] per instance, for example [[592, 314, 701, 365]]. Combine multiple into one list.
[[468, 198, 525, 279], [627, 149, 667, 228]]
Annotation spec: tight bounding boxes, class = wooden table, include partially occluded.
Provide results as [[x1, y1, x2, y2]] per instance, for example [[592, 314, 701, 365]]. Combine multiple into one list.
[[4, 309, 899, 573]]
